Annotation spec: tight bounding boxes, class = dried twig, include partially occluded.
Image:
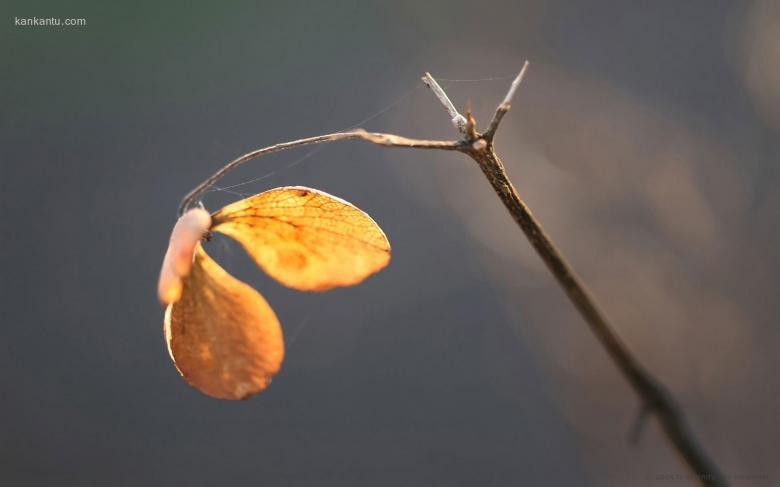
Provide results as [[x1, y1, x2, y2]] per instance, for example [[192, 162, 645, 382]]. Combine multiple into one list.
[[178, 131, 463, 216], [484, 60, 529, 142], [177, 63, 727, 487], [421, 72, 468, 133]]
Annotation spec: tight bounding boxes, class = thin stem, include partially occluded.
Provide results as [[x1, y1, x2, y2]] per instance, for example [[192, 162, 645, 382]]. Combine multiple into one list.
[[484, 60, 529, 142], [178, 130, 462, 216], [501, 61, 530, 107]]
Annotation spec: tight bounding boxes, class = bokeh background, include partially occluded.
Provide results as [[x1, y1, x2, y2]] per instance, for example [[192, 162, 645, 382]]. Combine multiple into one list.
[[1, 1, 778, 485]]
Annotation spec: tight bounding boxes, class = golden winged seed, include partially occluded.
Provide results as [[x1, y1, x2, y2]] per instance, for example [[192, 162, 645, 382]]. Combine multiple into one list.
[[161, 186, 391, 400], [210, 186, 391, 291], [164, 245, 284, 400]]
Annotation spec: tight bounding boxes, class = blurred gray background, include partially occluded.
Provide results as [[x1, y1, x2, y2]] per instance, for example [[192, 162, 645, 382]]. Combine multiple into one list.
[[1, 0, 778, 485]]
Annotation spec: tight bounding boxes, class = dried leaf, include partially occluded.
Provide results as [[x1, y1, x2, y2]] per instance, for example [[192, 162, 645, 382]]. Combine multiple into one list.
[[211, 186, 391, 291], [164, 244, 284, 400]]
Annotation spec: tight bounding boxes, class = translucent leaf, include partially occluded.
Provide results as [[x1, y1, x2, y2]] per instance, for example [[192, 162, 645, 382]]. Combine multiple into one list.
[[164, 245, 284, 400], [210, 186, 391, 291]]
